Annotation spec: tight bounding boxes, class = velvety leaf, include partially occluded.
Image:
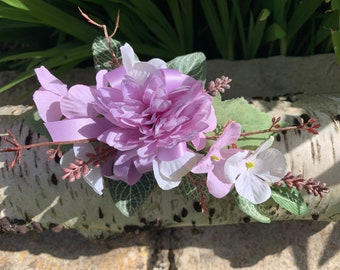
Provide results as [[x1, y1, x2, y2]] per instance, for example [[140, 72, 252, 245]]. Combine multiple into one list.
[[92, 37, 123, 71], [271, 184, 308, 216], [178, 173, 211, 203], [233, 191, 271, 223], [211, 97, 273, 150], [167, 52, 207, 82], [107, 172, 155, 217]]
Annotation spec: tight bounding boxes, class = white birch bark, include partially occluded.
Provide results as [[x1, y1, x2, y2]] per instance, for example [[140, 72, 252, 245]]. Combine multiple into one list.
[[0, 55, 339, 238], [0, 92, 339, 239]]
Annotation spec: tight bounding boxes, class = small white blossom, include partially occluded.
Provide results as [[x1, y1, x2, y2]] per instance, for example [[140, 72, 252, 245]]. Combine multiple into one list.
[[224, 136, 288, 204]]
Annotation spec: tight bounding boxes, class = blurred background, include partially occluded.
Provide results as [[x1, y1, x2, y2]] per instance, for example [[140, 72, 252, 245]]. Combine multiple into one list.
[[0, 0, 339, 93]]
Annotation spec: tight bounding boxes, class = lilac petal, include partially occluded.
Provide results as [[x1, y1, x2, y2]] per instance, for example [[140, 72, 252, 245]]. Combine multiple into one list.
[[191, 132, 206, 151], [113, 159, 142, 185], [157, 142, 187, 161], [162, 69, 189, 92], [45, 117, 112, 141], [191, 123, 240, 174], [98, 127, 141, 150], [203, 105, 217, 133], [191, 153, 213, 174], [96, 70, 108, 88], [61, 85, 97, 118], [253, 148, 288, 182], [33, 66, 69, 122], [207, 170, 234, 198], [101, 158, 115, 179], [235, 172, 272, 204], [33, 90, 63, 122], [114, 150, 138, 166], [214, 122, 241, 150], [34, 66, 67, 95], [104, 66, 126, 89]]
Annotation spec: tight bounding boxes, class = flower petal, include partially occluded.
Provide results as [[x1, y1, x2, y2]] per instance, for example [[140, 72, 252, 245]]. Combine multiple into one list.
[[214, 122, 241, 150], [83, 167, 104, 195], [207, 165, 234, 198], [33, 90, 63, 122], [60, 148, 75, 168], [153, 151, 202, 190], [152, 159, 181, 190], [120, 43, 135, 72], [45, 117, 112, 141], [34, 66, 67, 95], [252, 136, 274, 157], [235, 172, 272, 204], [224, 150, 249, 183], [159, 151, 202, 179], [61, 85, 97, 119], [253, 148, 288, 182]]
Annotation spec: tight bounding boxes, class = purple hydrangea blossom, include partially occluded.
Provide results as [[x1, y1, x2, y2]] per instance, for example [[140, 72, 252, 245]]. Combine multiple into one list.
[[94, 43, 216, 185], [33, 43, 216, 188]]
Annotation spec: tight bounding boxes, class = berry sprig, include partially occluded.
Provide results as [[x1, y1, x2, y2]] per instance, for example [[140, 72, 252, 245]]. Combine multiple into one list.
[[276, 172, 329, 197]]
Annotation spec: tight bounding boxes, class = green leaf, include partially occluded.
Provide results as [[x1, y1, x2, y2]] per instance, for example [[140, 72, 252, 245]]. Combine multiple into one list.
[[211, 97, 272, 150], [178, 173, 211, 203], [167, 52, 207, 82], [263, 24, 286, 43], [92, 37, 123, 71], [233, 191, 271, 223], [0, 44, 90, 94], [107, 172, 155, 217], [271, 184, 308, 216], [12, 0, 99, 42]]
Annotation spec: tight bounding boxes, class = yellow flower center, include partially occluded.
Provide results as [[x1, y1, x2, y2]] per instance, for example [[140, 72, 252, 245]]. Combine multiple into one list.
[[211, 155, 220, 161], [245, 161, 255, 170]]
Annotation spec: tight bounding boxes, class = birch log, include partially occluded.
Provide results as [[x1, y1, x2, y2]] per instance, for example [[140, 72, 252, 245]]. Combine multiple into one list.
[[0, 55, 340, 239]]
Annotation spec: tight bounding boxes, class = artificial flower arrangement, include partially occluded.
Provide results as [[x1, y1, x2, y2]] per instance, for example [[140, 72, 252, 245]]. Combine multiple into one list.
[[0, 11, 329, 223]]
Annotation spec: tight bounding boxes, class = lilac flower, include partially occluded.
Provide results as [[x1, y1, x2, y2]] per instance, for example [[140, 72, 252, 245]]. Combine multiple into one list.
[[33, 66, 68, 122], [191, 122, 241, 198], [94, 43, 216, 185], [224, 136, 288, 204], [33, 67, 112, 194], [33, 66, 112, 142]]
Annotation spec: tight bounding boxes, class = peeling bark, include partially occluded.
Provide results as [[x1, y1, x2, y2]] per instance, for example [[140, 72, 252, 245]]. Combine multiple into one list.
[[0, 91, 339, 239]]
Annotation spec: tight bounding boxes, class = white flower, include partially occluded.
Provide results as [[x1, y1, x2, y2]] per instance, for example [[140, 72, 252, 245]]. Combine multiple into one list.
[[224, 136, 288, 204], [153, 151, 203, 190], [120, 43, 166, 85], [60, 144, 104, 195]]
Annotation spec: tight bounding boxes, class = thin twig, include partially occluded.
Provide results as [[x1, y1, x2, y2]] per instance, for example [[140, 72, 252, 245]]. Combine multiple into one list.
[[78, 7, 121, 67]]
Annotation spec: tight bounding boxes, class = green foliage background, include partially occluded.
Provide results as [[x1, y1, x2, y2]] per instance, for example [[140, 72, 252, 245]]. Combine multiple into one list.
[[1, 0, 340, 93]]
